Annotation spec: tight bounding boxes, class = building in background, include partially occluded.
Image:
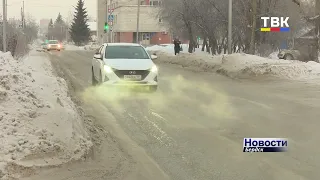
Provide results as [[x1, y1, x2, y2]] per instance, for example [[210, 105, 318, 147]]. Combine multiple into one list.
[[88, 21, 97, 41], [97, 0, 171, 45], [39, 19, 50, 36]]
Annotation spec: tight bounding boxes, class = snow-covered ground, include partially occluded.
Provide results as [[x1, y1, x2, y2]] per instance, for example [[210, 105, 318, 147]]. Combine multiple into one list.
[[0, 50, 92, 179], [64, 45, 85, 50], [147, 44, 320, 80]]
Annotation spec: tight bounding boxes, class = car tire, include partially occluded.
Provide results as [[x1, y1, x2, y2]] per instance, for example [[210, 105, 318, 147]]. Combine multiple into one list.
[[284, 54, 294, 60], [92, 67, 98, 86], [149, 85, 157, 92]]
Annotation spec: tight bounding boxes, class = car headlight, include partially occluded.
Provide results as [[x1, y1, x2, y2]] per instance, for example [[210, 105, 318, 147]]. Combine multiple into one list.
[[104, 65, 113, 73], [151, 65, 158, 73]]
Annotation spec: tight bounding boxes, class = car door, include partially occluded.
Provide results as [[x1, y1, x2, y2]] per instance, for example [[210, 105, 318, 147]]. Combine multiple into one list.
[[93, 45, 104, 79]]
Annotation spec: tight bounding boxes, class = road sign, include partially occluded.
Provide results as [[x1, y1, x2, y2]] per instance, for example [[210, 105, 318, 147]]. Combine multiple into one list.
[[108, 15, 114, 21], [108, 21, 113, 26], [108, 9, 114, 13]]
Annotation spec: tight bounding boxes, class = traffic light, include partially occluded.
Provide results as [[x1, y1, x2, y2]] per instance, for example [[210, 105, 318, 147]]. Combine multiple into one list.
[[104, 22, 109, 32]]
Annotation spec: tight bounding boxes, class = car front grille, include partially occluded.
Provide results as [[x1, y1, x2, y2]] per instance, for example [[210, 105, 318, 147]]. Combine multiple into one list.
[[113, 69, 150, 81]]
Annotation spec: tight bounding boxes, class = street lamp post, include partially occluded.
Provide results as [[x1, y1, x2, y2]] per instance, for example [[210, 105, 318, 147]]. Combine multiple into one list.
[[105, 0, 109, 43], [227, 0, 232, 54], [136, 0, 140, 43], [2, 0, 7, 52]]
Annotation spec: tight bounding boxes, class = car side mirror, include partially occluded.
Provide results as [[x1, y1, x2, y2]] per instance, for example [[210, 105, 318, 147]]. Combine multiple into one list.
[[94, 54, 102, 59], [151, 54, 157, 60]]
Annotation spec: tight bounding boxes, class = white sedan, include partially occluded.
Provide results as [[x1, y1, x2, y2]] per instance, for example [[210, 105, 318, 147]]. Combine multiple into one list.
[[91, 43, 158, 92]]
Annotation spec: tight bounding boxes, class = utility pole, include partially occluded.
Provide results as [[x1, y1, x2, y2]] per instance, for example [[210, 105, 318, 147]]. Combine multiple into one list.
[[105, 0, 109, 43], [315, 0, 320, 62], [66, 26, 68, 42], [2, 0, 7, 52], [249, 0, 257, 54], [109, 0, 113, 43], [136, 0, 140, 43], [227, 0, 232, 54], [22, 1, 25, 28]]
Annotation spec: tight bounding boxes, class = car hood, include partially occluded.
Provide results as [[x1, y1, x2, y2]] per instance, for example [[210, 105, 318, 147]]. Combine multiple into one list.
[[104, 59, 154, 70]]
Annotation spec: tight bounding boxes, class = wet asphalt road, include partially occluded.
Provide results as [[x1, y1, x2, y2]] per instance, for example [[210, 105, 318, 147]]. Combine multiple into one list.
[[46, 50, 320, 180]]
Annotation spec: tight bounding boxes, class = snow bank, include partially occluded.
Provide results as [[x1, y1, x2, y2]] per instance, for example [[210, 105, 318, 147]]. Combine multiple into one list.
[[0, 51, 92, 179], [268, 51, 279, 59], [146, 44, 190, 56], [64, 45, 85, 50], [150, 46, 320, 80], [219, 54, 320, 79]]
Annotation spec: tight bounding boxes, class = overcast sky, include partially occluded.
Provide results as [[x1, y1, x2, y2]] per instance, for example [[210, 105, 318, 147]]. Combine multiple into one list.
[[1, 0, 97, 23]]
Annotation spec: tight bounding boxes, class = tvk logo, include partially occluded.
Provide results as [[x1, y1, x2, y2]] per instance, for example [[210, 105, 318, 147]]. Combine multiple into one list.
[[260, 17, 290, 32]]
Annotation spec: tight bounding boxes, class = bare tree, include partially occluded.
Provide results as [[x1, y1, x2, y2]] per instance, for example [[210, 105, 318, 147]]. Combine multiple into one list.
[[159, 0, 308, 56], [0, 15, 38, 57]]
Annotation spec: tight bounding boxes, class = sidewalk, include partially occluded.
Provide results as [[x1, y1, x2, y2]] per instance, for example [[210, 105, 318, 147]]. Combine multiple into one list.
[[147, 45, 320, 81]]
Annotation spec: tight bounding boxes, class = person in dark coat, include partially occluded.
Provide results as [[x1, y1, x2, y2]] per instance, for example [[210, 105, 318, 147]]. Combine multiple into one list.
[[173, 37, 181, 55]]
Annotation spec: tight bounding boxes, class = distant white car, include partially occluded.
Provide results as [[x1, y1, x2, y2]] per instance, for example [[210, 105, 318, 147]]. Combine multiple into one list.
[[46, 40, 61, 51], [85, 42, 100, 50], [91, 43, 158, 92], [41, 43, 47, 50]]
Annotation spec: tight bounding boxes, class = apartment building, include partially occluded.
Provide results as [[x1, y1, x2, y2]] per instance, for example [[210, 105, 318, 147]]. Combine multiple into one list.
[[39, 19, 51, 35], [97, 0, 171, 44]]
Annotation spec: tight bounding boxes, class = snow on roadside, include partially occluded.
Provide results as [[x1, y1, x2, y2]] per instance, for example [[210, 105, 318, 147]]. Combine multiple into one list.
[[146, 44, 190, 56], [268, 51, 279, 59], [0, 51, 92, 179], [64, 45, 85, 50], [147, 45, 320, 80]]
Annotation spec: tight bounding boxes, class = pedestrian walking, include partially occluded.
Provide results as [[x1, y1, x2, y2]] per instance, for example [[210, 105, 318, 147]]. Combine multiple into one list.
[[173, 37, 181, 55]]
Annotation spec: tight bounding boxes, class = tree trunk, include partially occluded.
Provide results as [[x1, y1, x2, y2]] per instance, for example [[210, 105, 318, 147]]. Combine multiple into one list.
[[202, 37, 207, 51], [249, 0, 257, 54], [185, 22, 194, 53]]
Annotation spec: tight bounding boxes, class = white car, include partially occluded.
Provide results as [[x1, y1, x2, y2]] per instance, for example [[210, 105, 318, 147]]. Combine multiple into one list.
[[91, 43, 158, 91], [41, 43, 47, 50], [46, 40, 61, 51]]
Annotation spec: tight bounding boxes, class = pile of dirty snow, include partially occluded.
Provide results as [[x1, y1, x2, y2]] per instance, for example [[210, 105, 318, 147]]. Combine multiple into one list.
[[152, 49, 320, 80], [268, 51, 279, 59], [146, 44, 190, 56], [0, 51, 92, 179], [64, 45, 85, 50], [219, 53, 320, 79]]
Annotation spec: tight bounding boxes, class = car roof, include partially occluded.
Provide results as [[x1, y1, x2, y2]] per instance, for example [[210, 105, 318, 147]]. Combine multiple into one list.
[[103, 43, 142, 47]]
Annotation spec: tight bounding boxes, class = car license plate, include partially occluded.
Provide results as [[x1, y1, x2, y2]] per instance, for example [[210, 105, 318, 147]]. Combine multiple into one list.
[[123, 75, 141, 80]]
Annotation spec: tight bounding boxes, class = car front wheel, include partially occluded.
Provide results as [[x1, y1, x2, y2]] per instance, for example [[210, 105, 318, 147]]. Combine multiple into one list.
[[149, 85, 158, 92], [92, 67, 98, 86]]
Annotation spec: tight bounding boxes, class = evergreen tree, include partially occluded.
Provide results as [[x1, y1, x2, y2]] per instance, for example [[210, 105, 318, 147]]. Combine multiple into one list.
[[53, 13, 67, 41], [48, 19, 53, 29], [47, 19, 54, 40], [55, 13, 65, 25], [69, 0, 90, 45]]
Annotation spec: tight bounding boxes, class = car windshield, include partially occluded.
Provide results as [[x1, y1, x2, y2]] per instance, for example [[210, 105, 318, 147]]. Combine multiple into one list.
[[105, 46, 149, 59], [48, 40, 59, 44]]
